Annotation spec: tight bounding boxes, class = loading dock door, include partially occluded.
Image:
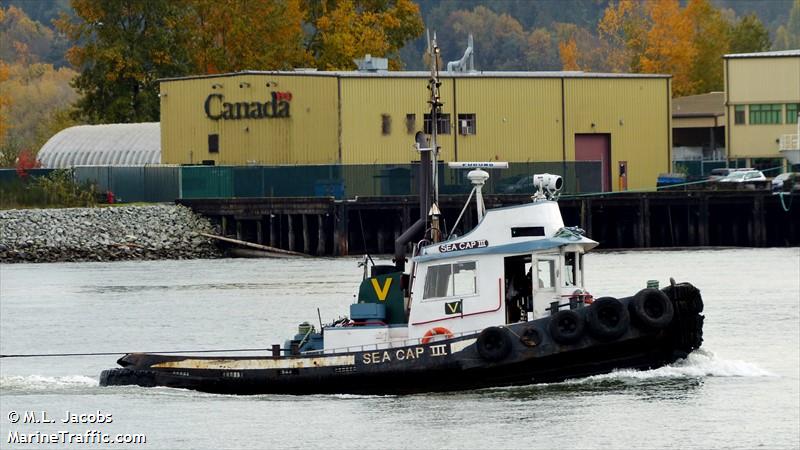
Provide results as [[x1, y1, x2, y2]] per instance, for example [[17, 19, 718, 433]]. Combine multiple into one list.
[[575, 134, 611, 192]]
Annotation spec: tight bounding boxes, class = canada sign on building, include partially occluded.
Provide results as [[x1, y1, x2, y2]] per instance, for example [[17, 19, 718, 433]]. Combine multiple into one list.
[[204, 91, 292, 121]]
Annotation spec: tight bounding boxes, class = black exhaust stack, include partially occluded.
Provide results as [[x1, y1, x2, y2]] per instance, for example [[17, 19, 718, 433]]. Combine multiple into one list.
[[394, 132, 432, 272]]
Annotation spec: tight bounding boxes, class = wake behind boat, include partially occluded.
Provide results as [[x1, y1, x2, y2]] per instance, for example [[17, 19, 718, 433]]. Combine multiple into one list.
[[99, 36, 704, 395]]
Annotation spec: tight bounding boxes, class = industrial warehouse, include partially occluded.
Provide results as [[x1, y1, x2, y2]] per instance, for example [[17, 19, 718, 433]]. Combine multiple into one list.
[[158, 69, 672, 192]]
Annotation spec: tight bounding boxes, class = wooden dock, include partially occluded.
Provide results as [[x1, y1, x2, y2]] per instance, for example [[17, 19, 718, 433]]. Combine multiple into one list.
[[179, 190, 799, 256]]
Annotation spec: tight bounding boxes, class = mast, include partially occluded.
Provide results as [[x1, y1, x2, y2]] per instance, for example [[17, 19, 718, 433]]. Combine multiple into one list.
[[428, 33, 442, 208], [393, 32, 443, 271]]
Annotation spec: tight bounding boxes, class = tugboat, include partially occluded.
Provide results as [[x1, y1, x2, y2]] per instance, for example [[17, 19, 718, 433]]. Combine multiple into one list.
[[100, 38, 704, 395]]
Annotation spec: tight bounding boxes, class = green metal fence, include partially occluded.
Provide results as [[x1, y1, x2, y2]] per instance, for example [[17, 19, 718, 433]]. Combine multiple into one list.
[[673, 160, 727, 178], [179, 162, 601, 199], [73, 166, 180, 202], [1, 162, 601, 203]]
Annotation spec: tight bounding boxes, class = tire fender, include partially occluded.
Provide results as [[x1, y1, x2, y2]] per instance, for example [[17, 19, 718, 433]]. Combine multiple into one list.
[[548, 309, 585, 344], [629, 288, 674, 329], [476, 326, 513, 362], [586, 297, 630, 340]]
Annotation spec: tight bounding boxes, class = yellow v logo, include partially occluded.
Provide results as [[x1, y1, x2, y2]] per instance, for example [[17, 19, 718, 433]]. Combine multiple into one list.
[[447, 303, 459, 313], [370, 278, 392, 301]]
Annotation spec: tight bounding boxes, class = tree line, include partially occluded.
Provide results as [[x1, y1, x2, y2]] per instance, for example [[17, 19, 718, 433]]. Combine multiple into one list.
[[1, 0, 798, 168]]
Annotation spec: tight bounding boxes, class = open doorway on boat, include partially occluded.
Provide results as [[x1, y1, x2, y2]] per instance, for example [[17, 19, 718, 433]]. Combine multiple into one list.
[[504, 255, 533, 323]]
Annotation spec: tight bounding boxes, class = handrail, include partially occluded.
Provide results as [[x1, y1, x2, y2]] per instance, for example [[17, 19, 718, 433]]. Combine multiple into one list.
[[300, 328, 485, 356]]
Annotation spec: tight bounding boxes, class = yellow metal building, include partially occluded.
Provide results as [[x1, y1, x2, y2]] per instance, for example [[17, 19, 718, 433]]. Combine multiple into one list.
[[724, 50, 800, 164], [159, 71, 672, 191]]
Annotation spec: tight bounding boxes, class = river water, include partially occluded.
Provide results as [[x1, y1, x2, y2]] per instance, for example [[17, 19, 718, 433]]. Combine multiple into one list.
[[1, 248, 798, 449]]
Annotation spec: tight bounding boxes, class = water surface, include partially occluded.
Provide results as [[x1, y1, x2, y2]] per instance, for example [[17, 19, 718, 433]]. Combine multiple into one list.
[[1, 248, 798, 449]]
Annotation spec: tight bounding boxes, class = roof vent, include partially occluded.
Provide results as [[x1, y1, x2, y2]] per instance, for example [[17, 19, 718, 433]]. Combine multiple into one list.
[[354, 54, 388, 72]]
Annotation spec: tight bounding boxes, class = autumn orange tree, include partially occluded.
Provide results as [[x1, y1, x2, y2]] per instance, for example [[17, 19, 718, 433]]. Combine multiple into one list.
[[640, 0, 696, 96], [597, 0, 649, 73], [57, 0, 424, 123], [1, 6, 79, 167], [305, 0, 424, 70], [685, 0, 730, 95], [183, 0, 310, 73], [0, 59, 10, 151], [554, 22, 601, 71], [596, 0, 780, 96]]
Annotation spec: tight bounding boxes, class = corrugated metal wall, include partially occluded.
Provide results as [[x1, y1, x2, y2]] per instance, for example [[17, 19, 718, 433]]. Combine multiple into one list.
[[564, 77, 671, 190], [160, 72, 670, 190], [339, 77, 454, 164], [160, 74, 339, 165], [455, 78, 563, 162]]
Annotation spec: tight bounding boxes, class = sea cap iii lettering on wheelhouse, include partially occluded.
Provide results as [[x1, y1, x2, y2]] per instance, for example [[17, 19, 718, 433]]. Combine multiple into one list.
[[439, 239, 489, 253]]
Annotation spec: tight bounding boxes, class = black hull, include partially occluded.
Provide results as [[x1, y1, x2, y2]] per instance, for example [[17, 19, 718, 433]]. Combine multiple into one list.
[[100, 283, 703, 395]]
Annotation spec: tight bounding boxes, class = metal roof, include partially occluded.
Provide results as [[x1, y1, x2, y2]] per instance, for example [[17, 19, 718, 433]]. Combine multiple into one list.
[[672, 92, 725, 118], [724, 49, 800, 59], [38, 123, 160, 169], [159, 70, 670, 83]]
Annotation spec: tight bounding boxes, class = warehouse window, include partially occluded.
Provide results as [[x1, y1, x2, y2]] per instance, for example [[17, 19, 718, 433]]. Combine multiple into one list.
[[381, 114, 391, 135], [406, 114, 416, 134], [458, 114, 476, 135], [208, 134, 219, 153], [787, 104, 799, 124], [749, 104, 782, 125], [423, 113, 451, 134], [734, 105, 745, 125]]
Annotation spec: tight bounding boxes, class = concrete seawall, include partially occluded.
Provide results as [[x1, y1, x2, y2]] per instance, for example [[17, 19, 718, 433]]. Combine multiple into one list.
[[0, 205, 221, 263]]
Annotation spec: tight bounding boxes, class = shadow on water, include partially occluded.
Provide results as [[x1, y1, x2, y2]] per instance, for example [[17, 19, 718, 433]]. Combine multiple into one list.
[[80, 281, 351, 294], [474, 376, 706, 402]]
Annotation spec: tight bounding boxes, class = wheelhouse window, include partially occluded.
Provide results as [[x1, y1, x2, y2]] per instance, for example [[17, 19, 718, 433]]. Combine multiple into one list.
[[536, 259, 555, 289], [423, 261, 476, 299]]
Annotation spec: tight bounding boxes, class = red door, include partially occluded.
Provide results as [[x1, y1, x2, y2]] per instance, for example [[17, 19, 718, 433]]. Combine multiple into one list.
[[575, 134, 611, 192]]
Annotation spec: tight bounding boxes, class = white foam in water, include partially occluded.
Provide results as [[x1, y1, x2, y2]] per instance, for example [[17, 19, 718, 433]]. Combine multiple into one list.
[[0, 375, 98, 391], [568, 349, 776, 384]]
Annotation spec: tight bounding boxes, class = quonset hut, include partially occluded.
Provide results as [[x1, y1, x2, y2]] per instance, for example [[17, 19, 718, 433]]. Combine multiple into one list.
[[38, 123, 161, 168]]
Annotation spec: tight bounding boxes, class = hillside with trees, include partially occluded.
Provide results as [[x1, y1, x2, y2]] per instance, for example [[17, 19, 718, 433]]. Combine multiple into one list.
[[0, 0, 797, 167]]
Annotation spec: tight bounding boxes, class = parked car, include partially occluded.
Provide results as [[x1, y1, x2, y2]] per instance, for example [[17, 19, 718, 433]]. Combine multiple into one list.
[[718, 170, 766, 183], [772, 172, 799, 193], [709, 167, 753, 180]]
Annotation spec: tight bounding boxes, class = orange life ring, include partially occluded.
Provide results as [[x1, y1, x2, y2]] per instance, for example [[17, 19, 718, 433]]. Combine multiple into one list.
[[421, 327, 454, 344]]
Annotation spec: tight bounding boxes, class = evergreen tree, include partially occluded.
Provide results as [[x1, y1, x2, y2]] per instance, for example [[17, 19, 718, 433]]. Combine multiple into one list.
[[729, 13, 771, 53]]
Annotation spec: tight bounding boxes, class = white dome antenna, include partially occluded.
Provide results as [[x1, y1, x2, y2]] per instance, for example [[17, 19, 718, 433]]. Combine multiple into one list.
[[447, 162, 508, 234]]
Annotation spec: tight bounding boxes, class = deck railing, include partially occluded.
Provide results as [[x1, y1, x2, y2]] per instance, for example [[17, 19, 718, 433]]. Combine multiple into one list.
[[298, 328, 484, 356]]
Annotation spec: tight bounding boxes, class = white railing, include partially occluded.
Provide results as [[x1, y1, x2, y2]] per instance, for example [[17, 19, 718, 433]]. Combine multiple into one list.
[[307, 328, 484, 356], [780, 134, 799, 151]]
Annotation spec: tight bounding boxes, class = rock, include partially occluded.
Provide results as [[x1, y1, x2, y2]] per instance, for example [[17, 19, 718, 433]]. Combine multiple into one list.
[[0, 205, 221, 264]]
